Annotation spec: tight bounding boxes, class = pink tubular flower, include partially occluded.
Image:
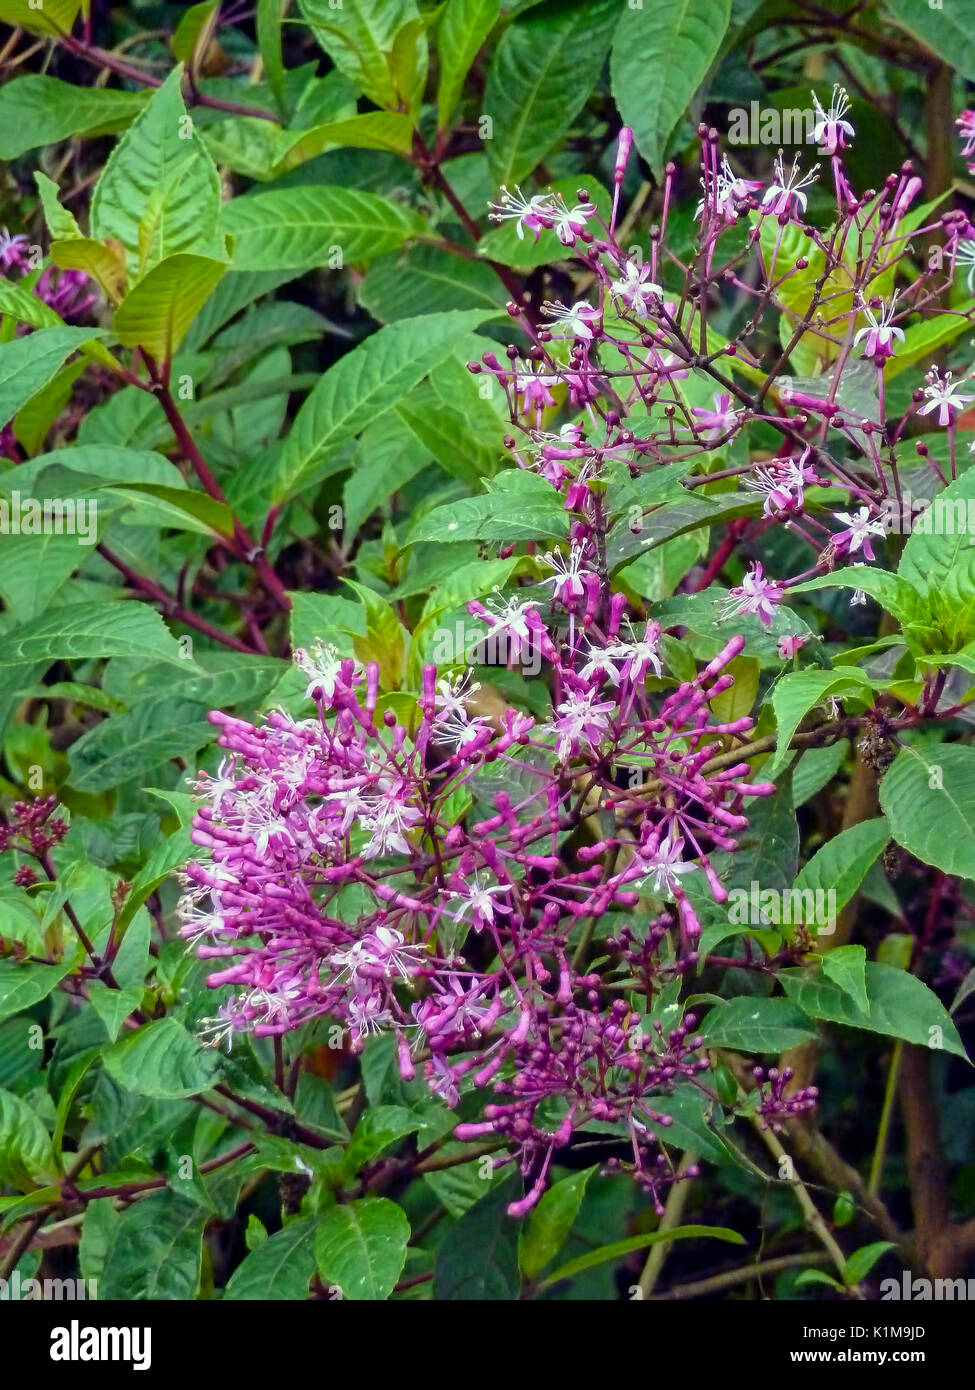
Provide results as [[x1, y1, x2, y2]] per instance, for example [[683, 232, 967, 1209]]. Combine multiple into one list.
[[761, 152, 818, 219], [610, 259, 663, 317], [811, 85, 854, 155], [719, 562, 782, 627], [777, 634, 808, 660], [853, 297, 904, 363], [833, 507, 886, 561], [691, 392, 740, 442]]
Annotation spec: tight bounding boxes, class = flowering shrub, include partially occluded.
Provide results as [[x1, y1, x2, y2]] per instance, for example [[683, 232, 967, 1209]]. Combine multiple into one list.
[[1, 0, 975, 1312]]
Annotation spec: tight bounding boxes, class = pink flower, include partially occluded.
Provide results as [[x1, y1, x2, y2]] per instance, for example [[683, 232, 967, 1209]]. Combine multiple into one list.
[[761, 153, 817, 219], [691, 392, 740, 443], [719, 562, 782, 627], [777, 634, 808, 660], [812, 85, 855, 155], [918, 369, 975, 427], [853, 297, 904, 363]]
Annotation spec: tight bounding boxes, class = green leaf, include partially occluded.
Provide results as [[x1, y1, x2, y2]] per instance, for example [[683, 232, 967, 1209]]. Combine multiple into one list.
[[0, 960, 72, 1024], [843, 1241, 897, 1287], [96, 1191, 206, 1299], [342, 581, 409, 691], [879, 744, 975, 881], [66, 696, 213, 792], [172, 1, 219, 65], [787, 568, 921, 627], [884, 0, 975, 81], [779, 961, 968, 1059], [794, 819, 890, 923], [314, 1198, 410, 1301], [103, 1018, 220, 1100], [0, 0, 82, 38], [34, 173, 82, 241], [539, 1224, 745, 1290], [518, 1165, 596, 1279], [611, 0, 732, 178], [113, 253, 227, 362], [434, 1173, 523, 1300], [359, 244, 506, 321], [699, 997, 817, 1052], [257, 0, 289, 116], [273, 112, 415, 173], [0, 326, 104, 428], [767, 667, 874, 777], [437, 0, 499, 129], [408, 468, 568, 543], [91, 66, 224, 280], [344, 1105, 422, 1174], [0, 1087, 59, 1190], [0, 77, 146, 159], [822, 945, 869, 1013], [0, 279, 64, 333], [88, 982, 144, 1043], [484, 0, 620, 186], [225, 1217, 317, 1299], [299, 0, 421, 110], [221, 186, 424, 272], [274, 309, 494, 502], [898, 467, 975, 642]]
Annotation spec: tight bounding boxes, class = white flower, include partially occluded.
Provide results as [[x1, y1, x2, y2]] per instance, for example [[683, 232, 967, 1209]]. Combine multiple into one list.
[[293, 641, 356, 704], [448, 872, 511, 930], [762, 152, 818, 218], [918, 370, 975, 427], [541, 299, 600, 340], [633, 832, 697, 897], [610, 260, 663, 317]]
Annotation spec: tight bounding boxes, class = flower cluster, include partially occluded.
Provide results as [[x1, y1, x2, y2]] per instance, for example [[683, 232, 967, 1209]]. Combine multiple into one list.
[[181, 597, 774, 1210], [0, 795, 68, 887]]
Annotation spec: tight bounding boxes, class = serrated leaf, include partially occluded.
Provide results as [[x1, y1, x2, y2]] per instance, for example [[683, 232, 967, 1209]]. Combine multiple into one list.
[[0, 1087, 59, 1190], [96, 1191, 206, 1299], [225, 1217, 317, 1299], [484, 0, 619, 186], [408, 468, 567, 542], [103, 1018, 220, 1099], [274, 309, 494, 502], [879, 743, 975, 881], [91, 66, 223, 280], [221, 186, 424, 272], [611, 0, 732, 178]]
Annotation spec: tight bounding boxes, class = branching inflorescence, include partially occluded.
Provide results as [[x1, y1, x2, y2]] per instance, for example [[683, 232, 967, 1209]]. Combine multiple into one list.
[[180, 100, 975, 1215]]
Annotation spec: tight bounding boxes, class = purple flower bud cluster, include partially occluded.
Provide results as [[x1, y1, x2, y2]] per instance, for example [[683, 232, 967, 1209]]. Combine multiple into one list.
[[752, 1065, 818, 1131], [0, 794, 68, 865]]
